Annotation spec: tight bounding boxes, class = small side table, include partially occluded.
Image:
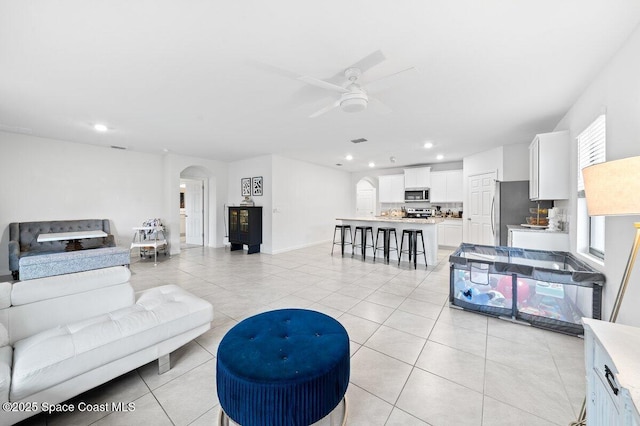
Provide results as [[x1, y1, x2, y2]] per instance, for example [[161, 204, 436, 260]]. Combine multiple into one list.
[[130, 226, 168, 265]]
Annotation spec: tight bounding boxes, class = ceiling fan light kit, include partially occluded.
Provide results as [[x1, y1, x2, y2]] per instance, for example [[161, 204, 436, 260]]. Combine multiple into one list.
[[340, 91, 368, 113], [297, 50, 414, 118]]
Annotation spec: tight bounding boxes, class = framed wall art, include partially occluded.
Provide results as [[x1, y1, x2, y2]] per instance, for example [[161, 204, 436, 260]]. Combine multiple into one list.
[[252, 176, 263, 196], [241, 178, 251, 196]]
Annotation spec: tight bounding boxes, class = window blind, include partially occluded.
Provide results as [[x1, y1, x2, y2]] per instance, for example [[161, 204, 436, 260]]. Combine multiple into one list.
[[577, 114, 606, 193]]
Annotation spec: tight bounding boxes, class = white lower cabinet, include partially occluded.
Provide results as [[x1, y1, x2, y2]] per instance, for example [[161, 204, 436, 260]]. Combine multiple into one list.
[[438, 220, 462, 247], [508, 229, 569, 251], [583, 319, 640, 425]]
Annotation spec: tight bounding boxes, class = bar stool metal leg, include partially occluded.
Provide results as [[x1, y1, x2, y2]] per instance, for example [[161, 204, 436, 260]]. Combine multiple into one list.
[[385, 229, 398, 264]]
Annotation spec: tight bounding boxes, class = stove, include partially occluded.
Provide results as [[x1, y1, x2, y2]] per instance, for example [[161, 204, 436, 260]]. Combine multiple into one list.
[[406, 207, 433, 218]]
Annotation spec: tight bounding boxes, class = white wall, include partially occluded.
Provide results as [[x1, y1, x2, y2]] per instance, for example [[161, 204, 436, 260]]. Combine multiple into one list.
[[0, 132, 230, 275], [553, 24, 640, 325], [272, 155, 351, 253], [227, 155, 273, 253], [502, 143, 530, 181], [0, 132, 165, 274], [226, 155, 352, 254]]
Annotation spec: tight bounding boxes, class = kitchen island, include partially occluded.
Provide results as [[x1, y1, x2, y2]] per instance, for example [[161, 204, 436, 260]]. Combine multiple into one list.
[[336, 217, 444, 265]]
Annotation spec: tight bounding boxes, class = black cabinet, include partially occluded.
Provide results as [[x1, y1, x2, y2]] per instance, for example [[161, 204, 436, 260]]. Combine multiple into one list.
[[228, 206, 263, 254]]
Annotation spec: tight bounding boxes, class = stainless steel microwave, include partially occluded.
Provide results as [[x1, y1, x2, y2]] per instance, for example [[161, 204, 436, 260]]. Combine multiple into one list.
[[404, 189, 430, 202]]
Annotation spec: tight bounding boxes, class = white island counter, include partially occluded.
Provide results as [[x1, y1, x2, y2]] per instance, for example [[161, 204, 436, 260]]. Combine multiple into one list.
[[336, 217, 444, 266]]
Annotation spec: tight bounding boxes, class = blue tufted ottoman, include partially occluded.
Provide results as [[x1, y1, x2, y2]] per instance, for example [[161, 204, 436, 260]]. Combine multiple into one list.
[[216, 309, 350, 426]]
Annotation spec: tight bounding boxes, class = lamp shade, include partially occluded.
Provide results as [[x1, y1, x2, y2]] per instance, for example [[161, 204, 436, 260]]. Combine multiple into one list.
[[582, 155, 640, 216]]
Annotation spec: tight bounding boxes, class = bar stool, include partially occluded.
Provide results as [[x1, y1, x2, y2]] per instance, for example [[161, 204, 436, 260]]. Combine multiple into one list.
[[331, 224, 352, 256], [352, 226, 374, 260], [398, 229, 427, 269], [374, 227, 398, 264]]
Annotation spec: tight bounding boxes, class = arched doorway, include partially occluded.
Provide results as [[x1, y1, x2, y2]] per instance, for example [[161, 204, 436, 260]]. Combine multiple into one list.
[[179, 166, 210, 249], [356, 178, 377, 217]]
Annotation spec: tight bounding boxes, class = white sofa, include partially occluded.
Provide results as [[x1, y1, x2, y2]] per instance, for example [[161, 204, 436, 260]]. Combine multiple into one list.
[[0, 266, 213, 426]]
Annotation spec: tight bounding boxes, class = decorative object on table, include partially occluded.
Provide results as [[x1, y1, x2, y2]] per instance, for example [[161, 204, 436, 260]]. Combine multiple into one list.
[[241, 177, 251, 196], [547, 207, 562, 231], [239, 195, 254, 206], [251, 176, 263, 196], [572, 155, 640, 425]]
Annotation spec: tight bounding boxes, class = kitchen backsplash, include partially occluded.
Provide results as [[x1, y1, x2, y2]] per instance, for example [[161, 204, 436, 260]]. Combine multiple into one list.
[[380, 202, 463, 216]]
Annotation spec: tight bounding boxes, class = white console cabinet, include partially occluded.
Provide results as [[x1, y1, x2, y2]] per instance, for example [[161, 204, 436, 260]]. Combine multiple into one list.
[[583, 319, 640, 425], [529, 131, 570, 200]]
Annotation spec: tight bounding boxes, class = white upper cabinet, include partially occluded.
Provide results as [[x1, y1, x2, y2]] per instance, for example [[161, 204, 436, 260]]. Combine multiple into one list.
[[529, 131, 570, 200], [430, 170, 463, 202], [379, 174, 405, 203], [404, 167, 431, 189]]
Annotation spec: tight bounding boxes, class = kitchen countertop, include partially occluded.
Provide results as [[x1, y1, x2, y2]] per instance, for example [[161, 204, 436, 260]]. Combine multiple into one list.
[[507, 224, 568, 234], [337, 217, 445, 224]]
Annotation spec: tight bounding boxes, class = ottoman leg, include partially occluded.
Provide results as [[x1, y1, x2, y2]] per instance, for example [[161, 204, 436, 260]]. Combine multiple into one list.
[[218, 408, 231, 426], [329, 396, 349, 426]]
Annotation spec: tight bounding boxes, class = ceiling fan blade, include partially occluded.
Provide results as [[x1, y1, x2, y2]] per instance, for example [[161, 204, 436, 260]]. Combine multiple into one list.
[[298, 75, 349, 93], [348, 49, 387, 74], [366, 66, 417, 94], [369, 96, 393, 115], [309, 100, 340, 118]]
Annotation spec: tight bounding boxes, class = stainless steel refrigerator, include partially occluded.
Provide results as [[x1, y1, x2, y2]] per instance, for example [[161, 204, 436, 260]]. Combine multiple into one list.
[[492, 180, 552, 246]]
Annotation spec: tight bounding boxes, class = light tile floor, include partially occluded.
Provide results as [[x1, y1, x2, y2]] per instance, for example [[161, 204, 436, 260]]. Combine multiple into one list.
[[16, 243, 585, 426]]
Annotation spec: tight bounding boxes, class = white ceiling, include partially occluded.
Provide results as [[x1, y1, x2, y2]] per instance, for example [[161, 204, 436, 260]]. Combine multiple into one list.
[[1, 1, 640, 172]]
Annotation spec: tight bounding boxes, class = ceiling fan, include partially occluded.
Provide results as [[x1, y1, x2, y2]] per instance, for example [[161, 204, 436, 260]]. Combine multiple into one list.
[[297, 50, 417, 118]]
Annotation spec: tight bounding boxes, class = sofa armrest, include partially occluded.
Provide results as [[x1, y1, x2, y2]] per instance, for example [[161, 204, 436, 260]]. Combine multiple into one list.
[[8, 240, 20, 272], [105, 234, 116, 247], [0, 346, 11, 403]]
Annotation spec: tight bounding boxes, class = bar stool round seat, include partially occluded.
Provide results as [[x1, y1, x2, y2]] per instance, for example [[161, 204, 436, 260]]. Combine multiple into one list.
[[217, 309, 350, 426], [374, 227, 398, 264], [398, 228, 427, 269]]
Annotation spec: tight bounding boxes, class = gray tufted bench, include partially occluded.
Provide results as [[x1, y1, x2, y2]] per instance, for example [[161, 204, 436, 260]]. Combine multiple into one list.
[[18, 247, 130, 280]]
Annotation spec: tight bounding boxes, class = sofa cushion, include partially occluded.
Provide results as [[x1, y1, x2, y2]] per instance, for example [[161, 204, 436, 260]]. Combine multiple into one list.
[[10, 285, 213, 401], [12, 265, 131, 306]]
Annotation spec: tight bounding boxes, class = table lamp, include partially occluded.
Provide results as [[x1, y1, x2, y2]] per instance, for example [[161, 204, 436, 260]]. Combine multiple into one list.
[[571, 155, 640, 426]]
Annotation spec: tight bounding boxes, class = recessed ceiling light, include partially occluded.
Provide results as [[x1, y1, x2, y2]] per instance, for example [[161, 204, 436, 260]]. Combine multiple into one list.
[[436, 154, 444, 160], [94, 123, 108, 132], [424, 142, 433, 149], [345, 154, 353, 161], [368, 162, 375, 168]]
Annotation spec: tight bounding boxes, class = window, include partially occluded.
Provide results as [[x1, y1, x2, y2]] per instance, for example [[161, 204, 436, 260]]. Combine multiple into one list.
[[577, 115, 606, 258]]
